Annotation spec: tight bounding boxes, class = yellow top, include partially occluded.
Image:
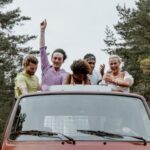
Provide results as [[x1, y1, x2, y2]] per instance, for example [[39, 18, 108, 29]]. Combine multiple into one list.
[[15, 71, 40, 98]]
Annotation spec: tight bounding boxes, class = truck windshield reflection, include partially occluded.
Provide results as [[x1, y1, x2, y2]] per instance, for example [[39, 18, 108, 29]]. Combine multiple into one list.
[[10, 95, 150, 141]]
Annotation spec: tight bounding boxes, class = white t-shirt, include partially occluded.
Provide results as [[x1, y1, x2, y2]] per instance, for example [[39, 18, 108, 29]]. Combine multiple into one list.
[[87, 69, 102, 85]]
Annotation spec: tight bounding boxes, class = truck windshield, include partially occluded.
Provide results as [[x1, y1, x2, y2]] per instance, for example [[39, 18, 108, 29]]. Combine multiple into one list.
[[10, 94, 150, 141]]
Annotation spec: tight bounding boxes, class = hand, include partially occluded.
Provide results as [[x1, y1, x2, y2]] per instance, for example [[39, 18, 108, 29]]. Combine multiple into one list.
[[40, 19, 47, 30], [100, 64, 105, 77], [103, 74, 113, 83]]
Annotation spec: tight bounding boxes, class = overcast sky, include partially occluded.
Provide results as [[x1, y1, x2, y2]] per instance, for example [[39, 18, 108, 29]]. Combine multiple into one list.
[[8, 0, 136, 80]]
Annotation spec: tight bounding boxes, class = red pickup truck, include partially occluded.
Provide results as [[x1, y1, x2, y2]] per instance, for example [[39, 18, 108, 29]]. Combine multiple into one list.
[[1, 85, 150, 150]]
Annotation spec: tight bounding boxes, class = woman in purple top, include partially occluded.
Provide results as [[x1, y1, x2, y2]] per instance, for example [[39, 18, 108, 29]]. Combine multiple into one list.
[[40, 19, 68, 90]]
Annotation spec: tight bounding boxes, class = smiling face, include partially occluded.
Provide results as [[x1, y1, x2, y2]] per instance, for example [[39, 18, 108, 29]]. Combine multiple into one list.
[[109, 58, 120, 72], [51, 52, 64, 70]]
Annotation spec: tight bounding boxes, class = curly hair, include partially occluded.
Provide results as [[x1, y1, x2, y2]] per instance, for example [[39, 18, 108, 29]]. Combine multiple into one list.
[[23, 54, 38, 67], [70, 59, 91, 75]]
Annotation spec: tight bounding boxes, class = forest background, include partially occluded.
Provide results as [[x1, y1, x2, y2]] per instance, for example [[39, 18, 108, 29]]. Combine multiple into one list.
[[0, 0, 150, 143]]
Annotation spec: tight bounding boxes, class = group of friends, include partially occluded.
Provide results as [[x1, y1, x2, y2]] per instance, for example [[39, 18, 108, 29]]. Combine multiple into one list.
[[15, 20, 134, 98]]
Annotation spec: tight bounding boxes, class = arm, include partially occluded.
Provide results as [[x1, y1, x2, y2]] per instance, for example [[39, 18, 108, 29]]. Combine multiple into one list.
[[112, 72, 134, 87], [96, 65, 105, 84], [99, 64, 105, 77], [63, 74, 71, 84], [113, 78, 132, 87], [16, 77, 28, 95], [40, 19, 50, 71], [103, 73, 132, 87], [40, 19, 46, 48], [85, 78, 91, 85], [123, 71, 134, 86], [36, 77, 41, 91], [19, 83, 28, 95]]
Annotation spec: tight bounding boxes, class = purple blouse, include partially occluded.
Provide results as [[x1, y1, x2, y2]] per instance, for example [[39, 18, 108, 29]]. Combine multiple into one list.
[[40, 47, 68, 90]]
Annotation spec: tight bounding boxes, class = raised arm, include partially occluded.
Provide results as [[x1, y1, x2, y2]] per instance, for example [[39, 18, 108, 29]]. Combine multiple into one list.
[[40, 19, 47, 48], [40, 19, 50, 71], [99, 64, 105, 77]]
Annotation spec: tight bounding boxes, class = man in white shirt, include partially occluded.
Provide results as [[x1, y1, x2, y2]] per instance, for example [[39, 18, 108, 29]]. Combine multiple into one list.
[[83, 53, 105, 85]]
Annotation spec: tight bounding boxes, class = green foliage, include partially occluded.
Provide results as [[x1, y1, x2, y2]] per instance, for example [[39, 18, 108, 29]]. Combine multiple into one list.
[[140, 57, 150, 65], [0, 0, 37, 143], [140, 57, 150, 75], [104, 0, 150, 102], [103, 26, 117, 54]]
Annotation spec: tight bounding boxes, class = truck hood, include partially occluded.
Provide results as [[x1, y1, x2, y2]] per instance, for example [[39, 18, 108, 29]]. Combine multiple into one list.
[[2, 141, 150, 150]]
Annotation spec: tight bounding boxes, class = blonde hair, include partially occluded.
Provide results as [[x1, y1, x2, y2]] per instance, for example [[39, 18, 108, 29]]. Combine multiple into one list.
[[109, 55, 122, 64]]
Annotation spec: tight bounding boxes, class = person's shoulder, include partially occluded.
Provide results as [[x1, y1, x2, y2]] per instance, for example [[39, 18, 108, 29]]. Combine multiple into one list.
[[16, 71, 25, 79], [122, 71, 128, 74], [60, 68, 69, 74], [123, 71, 134, 84], [33, 74, 39, 80], [123, 71, 132, 77], [62, 73, 72, 84], [15, 72, 26, 83], [93, 69, 99, 75], [93, 69, 101, 77]]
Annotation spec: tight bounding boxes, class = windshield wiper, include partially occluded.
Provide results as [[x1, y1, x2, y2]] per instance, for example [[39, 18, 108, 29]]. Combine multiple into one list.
[[120, 134, 147, 146], [77, 130, 147, 146], [10, 130, 76, 145], [77, 129, 123, 139]]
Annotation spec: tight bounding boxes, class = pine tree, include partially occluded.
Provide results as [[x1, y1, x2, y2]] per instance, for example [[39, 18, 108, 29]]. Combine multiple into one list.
[[104, 0, 150, 102], [0, 0, 36, 142], [103, 26, 117, 54]]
